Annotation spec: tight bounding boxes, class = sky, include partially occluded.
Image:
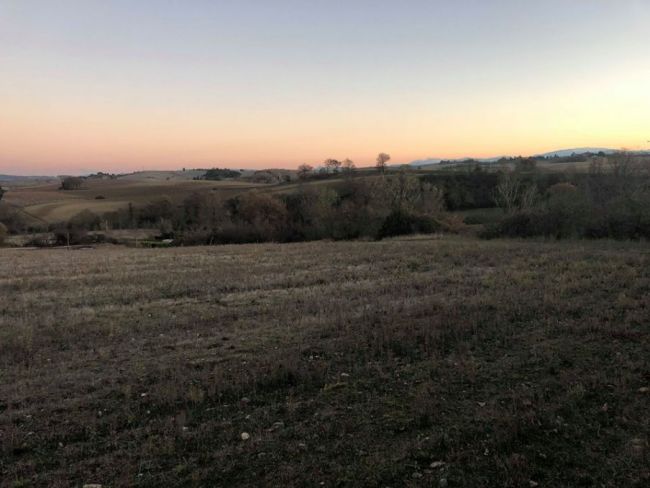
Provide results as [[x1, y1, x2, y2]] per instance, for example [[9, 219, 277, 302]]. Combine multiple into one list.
[[1, 0, 649, 175]]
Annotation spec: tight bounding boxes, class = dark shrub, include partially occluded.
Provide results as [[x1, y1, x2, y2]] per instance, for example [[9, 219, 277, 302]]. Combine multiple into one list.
[[378, 210, 440, 239], [60, 177, 84, 190], [481, 211, 543, 239], [52, 225, 87, 245]]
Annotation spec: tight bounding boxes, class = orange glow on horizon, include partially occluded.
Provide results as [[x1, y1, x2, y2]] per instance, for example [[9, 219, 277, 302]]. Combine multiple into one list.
[[1, 2, 649, 175]]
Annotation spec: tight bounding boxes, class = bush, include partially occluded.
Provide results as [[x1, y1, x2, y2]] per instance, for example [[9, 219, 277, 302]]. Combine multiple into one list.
[[480, 210, 543, 239], [52, 225, 87, 245], [0, 205, 44, 234], [231, 192, 289, 241], [0, 222, 7, 245], [70, 209, 102, 231], [378, 210, 440, 239]]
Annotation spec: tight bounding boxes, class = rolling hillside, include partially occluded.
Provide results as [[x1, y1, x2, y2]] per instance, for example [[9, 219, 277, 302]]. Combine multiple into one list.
[[2, 176, 268, 224]]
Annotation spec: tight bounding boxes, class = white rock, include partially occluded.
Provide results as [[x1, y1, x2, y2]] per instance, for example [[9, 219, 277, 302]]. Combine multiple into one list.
[[241, 432, 250, 441]]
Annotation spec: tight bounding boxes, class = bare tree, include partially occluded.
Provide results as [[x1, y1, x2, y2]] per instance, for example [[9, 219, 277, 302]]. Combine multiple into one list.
[[493, 172, 521, 213], [420, 183, 445, 215], [519, 184, 539, 210], [609, 151, 634, 178], [386, 171, 421, 212], [609, 151, 643, 197], [376, 153, 391, 174], [297, 164, 313, 180], [324, 159, 342, 173], [342, 158, 356, 174]]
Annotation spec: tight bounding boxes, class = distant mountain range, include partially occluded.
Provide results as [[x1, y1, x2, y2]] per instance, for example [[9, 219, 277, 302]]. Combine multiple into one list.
[[409, 147, 622, 167]]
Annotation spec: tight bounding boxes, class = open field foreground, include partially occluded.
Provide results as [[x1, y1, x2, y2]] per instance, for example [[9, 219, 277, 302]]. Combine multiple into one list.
[[1, 237, 649, 487]]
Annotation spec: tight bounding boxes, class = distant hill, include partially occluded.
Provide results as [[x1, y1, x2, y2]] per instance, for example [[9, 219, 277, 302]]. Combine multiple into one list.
[[409, 156, 503, 167], [118, 170, 207, 181], [409, 158, 442, 167], [0, 174, 56, 182], [534, 148, 618, 158], [409, 148, 625, 167]]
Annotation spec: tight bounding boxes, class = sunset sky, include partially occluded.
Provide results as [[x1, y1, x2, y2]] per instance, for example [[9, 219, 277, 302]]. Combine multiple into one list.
[[1, 0, 649, 175]]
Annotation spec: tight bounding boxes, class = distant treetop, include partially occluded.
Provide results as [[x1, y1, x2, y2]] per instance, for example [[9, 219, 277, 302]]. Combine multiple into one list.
[[200, 168, 242, 180], [60, 176, 84, 190]]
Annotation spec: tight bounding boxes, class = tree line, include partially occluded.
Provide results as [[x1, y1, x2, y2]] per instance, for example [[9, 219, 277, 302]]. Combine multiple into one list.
[[2, 153, 650, 246], [97, 171, 450, 245], [483, 154, 650, 239]]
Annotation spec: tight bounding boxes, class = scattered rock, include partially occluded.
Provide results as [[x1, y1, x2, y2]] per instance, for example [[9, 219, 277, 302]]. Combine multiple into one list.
[[323, 382, 346, 392], [241, 397, 251, 404], [638, 387, 649, 394], [240, 432, 250, 441], [529, 481, 539, 487], [340, 373, 350, 378], [412, 472, 423, 479], [439, 478, 448, 487], [83, 484, 102, 488], [269, 421, 285, 431], [477, 401, 486, 407], [430, 461, 446, 469]]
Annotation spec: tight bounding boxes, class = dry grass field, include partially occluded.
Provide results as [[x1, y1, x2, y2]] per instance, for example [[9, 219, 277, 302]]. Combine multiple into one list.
[[3, 178, 267, 224], [1, 236, 649, 487]]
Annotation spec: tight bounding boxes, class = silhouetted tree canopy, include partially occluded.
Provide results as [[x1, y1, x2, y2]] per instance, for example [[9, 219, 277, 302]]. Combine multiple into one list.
[[60, 177, 84, 190]]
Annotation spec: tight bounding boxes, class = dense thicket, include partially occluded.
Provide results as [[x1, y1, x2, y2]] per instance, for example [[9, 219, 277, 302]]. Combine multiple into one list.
[[100, 173, 450, 244], [60, 176, 84, 190], [483, 155, 650, 240]]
